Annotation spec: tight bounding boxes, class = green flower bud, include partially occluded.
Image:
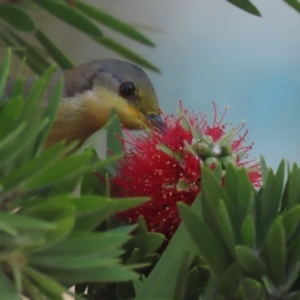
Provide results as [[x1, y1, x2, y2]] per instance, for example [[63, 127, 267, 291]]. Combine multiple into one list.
[[204, 157, 220, 170]]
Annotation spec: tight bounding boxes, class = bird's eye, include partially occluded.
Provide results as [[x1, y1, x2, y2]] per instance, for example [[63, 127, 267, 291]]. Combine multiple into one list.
[[119, 82, 135, 97]]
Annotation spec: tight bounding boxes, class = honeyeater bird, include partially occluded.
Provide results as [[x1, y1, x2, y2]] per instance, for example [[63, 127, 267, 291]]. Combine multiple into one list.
[[3, 59, 162, 147]]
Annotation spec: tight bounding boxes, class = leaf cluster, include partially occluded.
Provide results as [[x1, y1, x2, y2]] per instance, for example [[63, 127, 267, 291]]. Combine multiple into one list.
[[227, 0, 300, 17], [3, 46, 300, 300], [0, 0, 160, 74], [0, 50, 164, 300]]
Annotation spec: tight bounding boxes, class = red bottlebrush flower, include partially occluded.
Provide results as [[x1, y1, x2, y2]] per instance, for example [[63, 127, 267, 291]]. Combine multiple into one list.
[[111, 103, 261, 242]]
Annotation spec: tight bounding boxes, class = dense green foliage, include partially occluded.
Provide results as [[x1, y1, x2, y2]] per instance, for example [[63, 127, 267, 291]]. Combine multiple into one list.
[[1, 0, 300, 294], [1, 50, 300, 299]]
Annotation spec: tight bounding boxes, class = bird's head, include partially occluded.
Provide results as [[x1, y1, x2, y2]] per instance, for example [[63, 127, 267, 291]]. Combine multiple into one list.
[[62, 59, 163, 130]]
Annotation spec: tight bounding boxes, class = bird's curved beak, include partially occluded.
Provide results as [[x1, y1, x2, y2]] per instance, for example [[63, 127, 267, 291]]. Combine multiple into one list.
[[146, 113, 165, 131]]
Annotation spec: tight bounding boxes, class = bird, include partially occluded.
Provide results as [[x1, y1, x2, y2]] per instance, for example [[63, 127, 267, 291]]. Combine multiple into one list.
[[3, 59, 163, 147]]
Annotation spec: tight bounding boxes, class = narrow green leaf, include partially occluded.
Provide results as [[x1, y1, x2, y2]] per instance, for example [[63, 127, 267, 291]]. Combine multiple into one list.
[[201, 167, 229, 210], [0, 49, 11, 100], [1, 142, 66, 191], [239, 278, 264, 300], [223, 163, 240, 233], [40, 231, 131, 256], [9, 77, 25, 100], [0, 32, 45, 75], [178, 202, 229, 278], [135, 216, 148, 234], [34, 0, 103, 38], [27, 204, 75, 250], [0, 123, 27, 152], [0, 4, 35, 32], [226, 0, 262, 16], [282, 163, 300, 210], [19, 65, 56, 124], [241, 215, 255, 249], [35, 79, 63, 150], [0, 220, 17, 236], [75, 0, 155, 46], [260, 164, 284, 240], [23, 266, 66, 296], [5, 28, 51, 71], [283, 205, 300, 239], [286, 261, 300, 291], [284, 0, 300, 13], [106, 109, 123, 170], [124, 232, 164, 257], [23, 153, 92, 189], [287, 237, 300, 271], [219, 263, 240, 298], [237, 168, 254, 222], [72, 197, 113, 232], [71, 196, 111, 214], [22, 276, 48, 300], [9, 259, 22, 293], [235, 246, 267, 279], [201, 195, 236, 259], [29, 254, 121, 270], [96, 36, 161, 73], [266, 218, 286, 286], [0, 213, 55, 231], [135, 249, 190, 300], [260, 156, 269, 185], [40, 265, 138, 283], [80, 167, 105, 195], [0, 270, 21, 300], [113, 197, 149, 213], [0, 120, 48, 170], [35, 29, 74, 69], [134, 198, 199, 299]]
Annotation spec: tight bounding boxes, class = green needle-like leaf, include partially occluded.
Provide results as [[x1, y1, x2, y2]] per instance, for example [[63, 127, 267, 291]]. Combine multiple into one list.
[[282, 206, 300, 239], [0, 4, 35, 32], [260, 163, 285, 241], [0, 270, 21, 300], [260, 156, 269, 185], [0, 32, 45, 75], [4, 28, 51, 72], [35, 29, 74, 70], [179, 202, 229, 278], [284, 0, 300, 13], [134, 198, 200, 299], [22, 266, 67, 297], [226, 0, 262, 16], [34, 0, 103, 38], [35, 78, 63, 150], [96, 36, 161, 73], [1, 142, 66, 191], [40, 265, 138, 283], [106, 109, 123, 170], [238, 278, 265, 300], [75, 1, 155, 46], [123, 232, 164, 257], [0, 213, 56, 231], [0, 49, 11, 100], [241, 215, 255, 249], [112, 197, 150, 213], [235, 246, 267, 279], [282, 163, 300, 210], [23, 153, 92, 190], [266, 218, 286, 286]]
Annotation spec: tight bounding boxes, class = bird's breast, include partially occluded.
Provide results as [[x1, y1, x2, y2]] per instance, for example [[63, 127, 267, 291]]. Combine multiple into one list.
[[45, 87, 149, 147]]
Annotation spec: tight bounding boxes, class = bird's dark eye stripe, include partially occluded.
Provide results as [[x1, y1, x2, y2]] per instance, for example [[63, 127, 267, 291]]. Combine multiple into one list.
[[119, 82, 135, 97]]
